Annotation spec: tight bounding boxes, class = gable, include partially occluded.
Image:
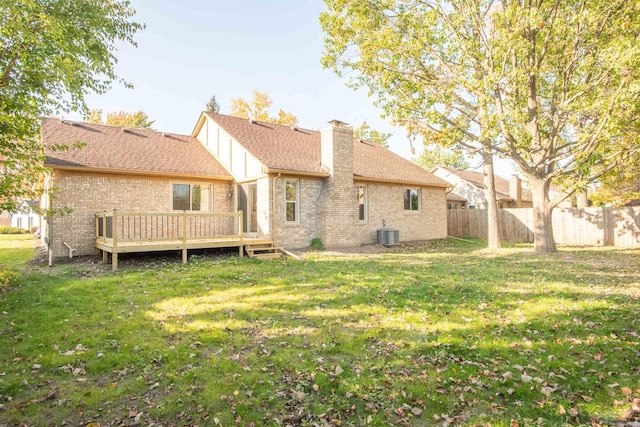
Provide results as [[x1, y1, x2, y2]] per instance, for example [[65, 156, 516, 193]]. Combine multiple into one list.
[[195, 113, 449, 188]]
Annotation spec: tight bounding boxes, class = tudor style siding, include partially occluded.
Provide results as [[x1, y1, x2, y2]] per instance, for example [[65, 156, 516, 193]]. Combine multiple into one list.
[[47, 170, 233, 258]]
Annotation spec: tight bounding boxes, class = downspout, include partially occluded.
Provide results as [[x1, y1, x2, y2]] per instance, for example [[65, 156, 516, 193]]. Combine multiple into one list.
[[63, 242, 76, 258], [47, 174, 54, 267], [272, 173, 281, 245]]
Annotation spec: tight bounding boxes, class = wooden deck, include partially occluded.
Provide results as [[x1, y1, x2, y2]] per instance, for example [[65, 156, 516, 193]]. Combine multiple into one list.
[[95, 210, 275, 270]]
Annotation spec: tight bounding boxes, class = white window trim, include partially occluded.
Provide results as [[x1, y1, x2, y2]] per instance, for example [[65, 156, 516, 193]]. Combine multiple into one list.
[[357, 184, 368, 223], [284, 179, 300, 224], [171, 182, 213, 212], [403, 188, 421, 212]]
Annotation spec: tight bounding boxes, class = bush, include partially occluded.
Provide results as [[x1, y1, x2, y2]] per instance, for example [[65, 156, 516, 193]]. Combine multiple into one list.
[[0, 267, 19, 292], [0, 226, 30, 234], [310, 237, 325, 250]]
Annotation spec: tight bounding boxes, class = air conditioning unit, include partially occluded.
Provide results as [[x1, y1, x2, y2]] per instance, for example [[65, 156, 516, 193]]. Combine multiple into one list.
[[377, 228, 399, 246]]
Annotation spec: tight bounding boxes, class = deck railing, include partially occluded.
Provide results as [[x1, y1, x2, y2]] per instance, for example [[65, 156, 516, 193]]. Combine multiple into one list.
[[95, 210, 243, 246]]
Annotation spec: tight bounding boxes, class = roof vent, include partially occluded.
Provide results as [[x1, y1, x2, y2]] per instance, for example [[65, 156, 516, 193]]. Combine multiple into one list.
[[70, 121, 80, 127], [122, 127, 133, 133], [59, 119, 68, 125], [290, 125, 298, 131]]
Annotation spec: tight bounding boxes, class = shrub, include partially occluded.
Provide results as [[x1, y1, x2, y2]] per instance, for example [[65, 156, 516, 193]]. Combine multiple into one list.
[[0, 267, 19, 292], [0, 226, 30, 235], [310, 237, 325, 250]]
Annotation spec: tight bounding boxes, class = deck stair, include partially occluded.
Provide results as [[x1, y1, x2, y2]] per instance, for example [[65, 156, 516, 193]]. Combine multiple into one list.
[[245, 240, 282, 259]]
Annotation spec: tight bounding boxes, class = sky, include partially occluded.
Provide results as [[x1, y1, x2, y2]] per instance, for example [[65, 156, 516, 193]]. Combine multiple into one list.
[[69, 0, 516, 175]]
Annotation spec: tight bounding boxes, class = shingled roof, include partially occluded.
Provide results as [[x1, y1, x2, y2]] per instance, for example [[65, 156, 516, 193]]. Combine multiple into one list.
[[42, 118, 232, 180], [202, 113, 449, 188], [436, 167, 532, 201]]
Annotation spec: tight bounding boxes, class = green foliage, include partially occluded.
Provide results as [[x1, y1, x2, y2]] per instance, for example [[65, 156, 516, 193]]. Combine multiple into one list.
[[205, 95, 221, 113], [0, 0, 144, 213], [0, 267, 19, 291], [230, 90, 298, 126], [414, 146, 470, 171], [353, 121, 391, 148], [0, 226, 31, 235], [86, 109, 155, 130], [310, 237, 325, 250], [0, 239, 638, 425], [320, 0, 640, 253]]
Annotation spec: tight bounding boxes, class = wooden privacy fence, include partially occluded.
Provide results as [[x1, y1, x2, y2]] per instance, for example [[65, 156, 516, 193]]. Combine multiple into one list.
[[448, 207, 640, 247]]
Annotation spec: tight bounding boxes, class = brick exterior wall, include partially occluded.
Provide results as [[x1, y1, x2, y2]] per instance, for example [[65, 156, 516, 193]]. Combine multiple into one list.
[[47, 170, 232, 258], [317, 125, 359, 247], [272, 176, 323, 249], [267, 123, 448, 249], [357, 183, 448, 243]]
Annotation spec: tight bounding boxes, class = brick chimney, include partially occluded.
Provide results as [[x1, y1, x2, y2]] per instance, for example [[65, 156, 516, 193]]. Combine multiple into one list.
[[509, 175, 523, 207], [317, 120, 357, 247]]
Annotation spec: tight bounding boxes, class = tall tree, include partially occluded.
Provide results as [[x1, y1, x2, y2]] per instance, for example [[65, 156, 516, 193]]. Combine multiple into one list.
[[414, 147, 470, 171], [230, 90, 298, 127], [205, 95, 220, 113], [321, 0, 640, 253], [321, 0, 504, 249], [105, 111, 155, 129], [85, 109, 154, 129], [0, 0, 143, 213], [354, 121, 391, 148]]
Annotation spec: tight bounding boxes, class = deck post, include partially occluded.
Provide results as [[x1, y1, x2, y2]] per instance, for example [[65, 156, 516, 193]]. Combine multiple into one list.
[[238, 210, 243, 240], [182, 210, 187, 264], [102, 250, 108, 264], [239, 245, 244, 258], [112, 209, 118, 271]]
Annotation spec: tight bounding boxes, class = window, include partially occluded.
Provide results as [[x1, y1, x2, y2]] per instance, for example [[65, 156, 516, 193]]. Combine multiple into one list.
[[285, 179, 299, 223], [172, 183, 212, 211], [403, 188, 420, 211], [356, 185, 368, 222]]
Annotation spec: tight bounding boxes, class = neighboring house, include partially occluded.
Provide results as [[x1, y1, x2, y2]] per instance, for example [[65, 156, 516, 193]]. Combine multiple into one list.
[[41, 114, 450, 260], [432, 166, 532, 209], [10, 200, 40, 230]]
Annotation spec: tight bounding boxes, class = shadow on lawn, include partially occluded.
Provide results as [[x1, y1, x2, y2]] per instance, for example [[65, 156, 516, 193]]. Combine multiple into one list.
[[3, 246, 639, 426]]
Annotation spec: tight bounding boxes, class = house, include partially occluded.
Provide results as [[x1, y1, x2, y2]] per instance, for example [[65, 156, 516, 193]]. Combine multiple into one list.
[[432, 166, 532, 209], [41, 113, 450, 262], [10, 200, 40, 230]]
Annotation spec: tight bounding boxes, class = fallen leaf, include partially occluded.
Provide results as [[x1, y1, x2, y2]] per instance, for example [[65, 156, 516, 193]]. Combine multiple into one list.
[[334, 365, 344, 376], [412, 407, 422, 415], [582, 395, 593, 403], [521, 373, 532, 383]]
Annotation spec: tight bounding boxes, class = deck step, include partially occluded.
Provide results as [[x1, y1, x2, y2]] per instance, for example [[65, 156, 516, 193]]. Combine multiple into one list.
[[251, 252, 283, 260], [245, 241, 282, 259]]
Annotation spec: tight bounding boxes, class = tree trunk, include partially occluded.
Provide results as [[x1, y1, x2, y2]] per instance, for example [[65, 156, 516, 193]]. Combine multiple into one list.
[[576, 190, 588, 208], [481, 148, 501, 249], [529, 176, 557, 253]]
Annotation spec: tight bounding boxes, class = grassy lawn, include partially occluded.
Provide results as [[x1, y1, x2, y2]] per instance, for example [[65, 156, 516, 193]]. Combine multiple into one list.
[[0, 238, 638, 426]]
